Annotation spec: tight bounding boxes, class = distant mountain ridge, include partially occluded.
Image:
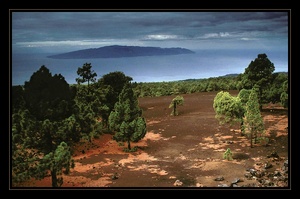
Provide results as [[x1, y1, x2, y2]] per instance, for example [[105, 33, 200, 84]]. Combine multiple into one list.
[[47, 45, 195, 59]]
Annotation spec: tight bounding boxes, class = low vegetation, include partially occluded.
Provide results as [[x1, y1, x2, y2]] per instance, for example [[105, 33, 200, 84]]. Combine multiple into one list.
[[11, 53, 288, 187]]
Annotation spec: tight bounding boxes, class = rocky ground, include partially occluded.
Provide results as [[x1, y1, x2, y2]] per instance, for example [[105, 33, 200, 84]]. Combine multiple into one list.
[[15, 91, 289, 190]]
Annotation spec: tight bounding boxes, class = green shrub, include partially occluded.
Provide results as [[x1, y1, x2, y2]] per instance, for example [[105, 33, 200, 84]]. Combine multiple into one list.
[[223, 148, 233, 160]]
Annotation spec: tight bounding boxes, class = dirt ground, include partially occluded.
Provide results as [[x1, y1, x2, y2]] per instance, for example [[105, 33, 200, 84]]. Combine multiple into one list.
[[15, 90, 289, 189]]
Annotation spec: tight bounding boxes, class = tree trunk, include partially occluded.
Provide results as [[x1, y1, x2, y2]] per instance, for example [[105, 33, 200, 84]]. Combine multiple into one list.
[[127, 139, 131, 150], [240, 120, 245, 136], [250, 127, 253, 148], [105, 119, 108, 129], [173, 102, 177, 116], [51, 169, 58, 187]]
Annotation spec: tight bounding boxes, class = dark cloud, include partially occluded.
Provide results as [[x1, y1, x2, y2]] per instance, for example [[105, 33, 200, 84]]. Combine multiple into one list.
[[11, 11, 289, 52]]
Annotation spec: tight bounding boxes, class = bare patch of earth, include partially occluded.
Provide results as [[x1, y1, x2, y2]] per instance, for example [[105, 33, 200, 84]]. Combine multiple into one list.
[[16, 91, 289, 189]]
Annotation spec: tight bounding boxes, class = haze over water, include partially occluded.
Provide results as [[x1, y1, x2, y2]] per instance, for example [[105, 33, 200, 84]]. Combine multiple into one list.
[[12, 48, 288, 86]]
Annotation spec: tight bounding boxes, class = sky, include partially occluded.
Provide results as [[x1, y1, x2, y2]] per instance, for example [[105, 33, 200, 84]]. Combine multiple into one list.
[[11, 11, 289, 54]]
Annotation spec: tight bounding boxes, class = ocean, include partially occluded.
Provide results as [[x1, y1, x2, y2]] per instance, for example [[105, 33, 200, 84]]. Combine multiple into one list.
[[11, 49, 288, 86]]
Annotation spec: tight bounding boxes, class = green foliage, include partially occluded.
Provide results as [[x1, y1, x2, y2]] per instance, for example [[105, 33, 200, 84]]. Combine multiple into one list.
[[109, 83, 147, 150], [11, 66, 84, 187], [237, 89, 251, 105], [243, 53, 275, 85], [280, 80, 288, 108], [169, 95, 184, 116], [132, 71, 287, 106], [74, 81, 110, 140], [10, 68, 242, 185], [73, 101, 96, 142], [37, 142, 74, 187], [57, 115, 82, 144], [97, 71, 133, 125], [23, 65, 74, 121], [12, 109, 77, 187], [266, 73, 288, 104], [213, 91, 244, 125], [133, 75, 240, 97], [223, 148, 233, 161], [243, 89, 266, 148], [12, 109, 39, 185], [99, 71, 133, 95], [76, 63, 97, 87], [12, 85, 25, 112], [241, 53, 276, 109]]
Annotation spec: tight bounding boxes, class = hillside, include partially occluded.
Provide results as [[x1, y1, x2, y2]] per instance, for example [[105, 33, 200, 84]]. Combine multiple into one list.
[[16, 91, 288, 188], [47, 45, 195, 59]]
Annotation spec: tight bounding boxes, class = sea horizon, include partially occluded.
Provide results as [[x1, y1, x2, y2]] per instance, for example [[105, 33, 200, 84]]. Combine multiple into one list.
[[11, 48, 288, 86]]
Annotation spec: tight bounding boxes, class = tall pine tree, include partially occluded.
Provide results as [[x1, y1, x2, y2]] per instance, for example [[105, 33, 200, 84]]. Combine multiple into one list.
[[241, 53, 275, 110], [243, 89, 265, 148], [108, 83, 147, 150]]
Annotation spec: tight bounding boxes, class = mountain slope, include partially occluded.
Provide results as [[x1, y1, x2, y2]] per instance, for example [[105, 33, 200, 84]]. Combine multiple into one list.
[[47, 45, 195, 59]]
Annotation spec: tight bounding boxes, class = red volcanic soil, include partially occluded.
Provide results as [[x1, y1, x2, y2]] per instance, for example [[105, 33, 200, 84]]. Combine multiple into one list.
[[15, 91, 289, 189]]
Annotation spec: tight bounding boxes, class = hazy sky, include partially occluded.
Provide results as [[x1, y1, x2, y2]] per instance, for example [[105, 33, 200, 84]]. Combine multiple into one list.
[[11, 11, 289, 54]]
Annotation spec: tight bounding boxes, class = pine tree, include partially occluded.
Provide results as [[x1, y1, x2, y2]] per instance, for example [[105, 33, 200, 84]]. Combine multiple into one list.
[[169, 95, 184, 116], [241, 53, 275, 110], [76, 63, 97, 89], [243, 89, 265, 148], [108, 83, 147, 150]]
